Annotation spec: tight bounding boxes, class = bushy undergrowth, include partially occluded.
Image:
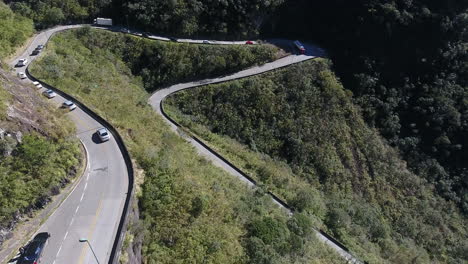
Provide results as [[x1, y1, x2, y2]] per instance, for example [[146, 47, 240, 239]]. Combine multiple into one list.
[[166, 60, 468, 263], [29, 29, 342, 263], [0, 1, 34, 59], [0, 80, 81, 232], [66, 27, 279, 92], [0, 135, 80, 226]]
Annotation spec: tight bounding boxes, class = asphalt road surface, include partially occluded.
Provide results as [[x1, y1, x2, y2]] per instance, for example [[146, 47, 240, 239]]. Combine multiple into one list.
[[7, 24, 361, 264], [9, 25, 128, 264]]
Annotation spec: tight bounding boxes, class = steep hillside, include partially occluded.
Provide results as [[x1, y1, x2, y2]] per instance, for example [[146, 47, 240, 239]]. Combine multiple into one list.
[[272, 0, 468, 212], [0, 68, 81, 245], [0, 1, 34, 59], [29, 28, 343, 263], [55, 27, 280, 92], [166, 59, 468, 263]]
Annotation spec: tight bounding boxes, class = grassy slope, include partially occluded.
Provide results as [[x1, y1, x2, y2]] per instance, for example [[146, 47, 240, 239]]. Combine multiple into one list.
[[0, 1, 34, 60], [69, 26, 280, 92], [165, 60, 468, 263], [29, 30, 343, 263]]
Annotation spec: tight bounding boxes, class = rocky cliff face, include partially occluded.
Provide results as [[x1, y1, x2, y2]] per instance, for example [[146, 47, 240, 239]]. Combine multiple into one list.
[[0, 68, 61, 134]]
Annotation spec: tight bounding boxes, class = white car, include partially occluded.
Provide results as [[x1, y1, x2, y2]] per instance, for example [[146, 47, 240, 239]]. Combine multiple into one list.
[[202, 40, 211, 44], [42, 89, 57, 99], [33, 81, 43, 89], [97, 128, 110, 142], [62, 100, 77, 111], [16, 59, 28, 67], [17, 72, 27, 79]]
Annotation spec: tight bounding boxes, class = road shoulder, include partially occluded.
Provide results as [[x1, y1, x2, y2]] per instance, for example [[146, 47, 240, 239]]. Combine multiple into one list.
[[0, 140, 88, 264]]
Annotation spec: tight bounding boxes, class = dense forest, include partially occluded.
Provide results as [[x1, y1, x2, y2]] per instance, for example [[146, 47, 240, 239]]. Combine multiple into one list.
[[0, 1, 33, 59], [166, 59, 468, 263], [271, 0, 468, 213], [5, 0, 110, 28], [117, 0, 284, 38], [29, 28, 342, 263]]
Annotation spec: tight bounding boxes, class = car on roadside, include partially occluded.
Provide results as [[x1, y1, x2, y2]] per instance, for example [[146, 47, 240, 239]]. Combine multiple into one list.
[[169, 37, 178, 42], [17, 72, 27, 79], [202, 40, 211, 44], [97, 128, 110, 142], [32, 49, 40, 55], [245, 40, 254, 45], [36, 44, 44, 50], [16, 58, 28, 67], [42, 89, 57, 99], [32, 81, 43, 89], [142, 32, 150, 38], [17, 232, 50, 264], [62, 100, 77, 111]]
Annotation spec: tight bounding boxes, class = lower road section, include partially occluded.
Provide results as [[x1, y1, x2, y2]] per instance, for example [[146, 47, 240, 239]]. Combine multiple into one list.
[[9, 25, 128, 264]]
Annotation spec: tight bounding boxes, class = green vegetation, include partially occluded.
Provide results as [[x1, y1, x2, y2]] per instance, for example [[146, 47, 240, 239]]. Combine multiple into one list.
[[0, 1, 34, 59], [0, 77, 81, 234], [0, 134, 81, 226], [273, 0, 468, 213], [0, 2, 80, 236], [30, 28, 343, 263], [166, 60, 468, 263], [8, 0, 108, 29], [120, 0, 283, 38], [62, 27, 278, 92]]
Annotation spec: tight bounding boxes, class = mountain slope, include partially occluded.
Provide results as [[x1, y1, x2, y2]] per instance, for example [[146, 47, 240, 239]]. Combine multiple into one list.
[[166, 59, 468, 263], [29, 29, 344, 263], [0, 68, 81, 246]]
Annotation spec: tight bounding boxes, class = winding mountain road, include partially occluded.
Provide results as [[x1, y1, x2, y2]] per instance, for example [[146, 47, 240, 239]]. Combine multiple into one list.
[[7, 26, 128, 264], [5, 24, 361, 264]]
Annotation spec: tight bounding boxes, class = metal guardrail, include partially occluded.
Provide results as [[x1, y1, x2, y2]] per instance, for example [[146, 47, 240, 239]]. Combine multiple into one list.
[[25, 68, 134, 264], [159, 90, 362, 263], [25, 25, 362, 263]]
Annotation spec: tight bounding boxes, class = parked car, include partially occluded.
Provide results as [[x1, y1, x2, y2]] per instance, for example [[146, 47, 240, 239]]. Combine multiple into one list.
[[16, 59, 28, 67], [42, 89, 57, 99], [17, 72, 27, 79], [32, 49, 40, 55], [62, 100, 77, 111], [32, 81, 43, 89], [245, 40, 254, 45], [169, 37, 178, 42], [202, 40, 211, 44], [17, 232, 50, 264], [36, 45, 44, 50], [97, 128, 110, 142], [142, 32, 150, 37]]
